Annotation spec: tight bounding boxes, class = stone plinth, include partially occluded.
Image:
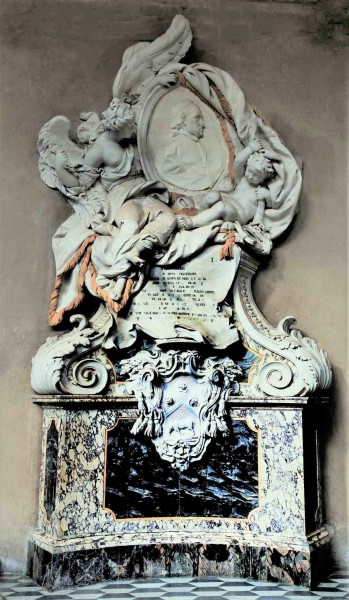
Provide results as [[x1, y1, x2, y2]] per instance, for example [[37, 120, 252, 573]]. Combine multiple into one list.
[[27, 395, 331, 590]]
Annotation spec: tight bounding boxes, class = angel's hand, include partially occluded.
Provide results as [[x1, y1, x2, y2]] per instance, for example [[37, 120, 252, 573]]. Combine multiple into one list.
[[221, 221, 235, 232], [55, 148, 79, 171], [55, 148, 68, 165], [54, 148, 81, 188], [215, 221, 235, 244], [155, 72, 178, 88], [255, 187, 271, 202], [261, 149, 274, 160]]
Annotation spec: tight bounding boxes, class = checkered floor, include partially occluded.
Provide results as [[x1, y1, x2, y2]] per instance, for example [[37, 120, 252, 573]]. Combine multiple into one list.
[[0, 572, 348, 600]]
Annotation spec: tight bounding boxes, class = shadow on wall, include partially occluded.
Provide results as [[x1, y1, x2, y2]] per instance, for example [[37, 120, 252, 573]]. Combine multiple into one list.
[[0, 557, 24, 576], [323, 370, 349, 569], [311, 0, 349, 46]]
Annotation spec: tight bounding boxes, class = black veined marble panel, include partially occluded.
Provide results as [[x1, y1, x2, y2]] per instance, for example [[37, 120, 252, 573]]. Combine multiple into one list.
[[105, 418, 258, 519], [43, 419, 59, 520]]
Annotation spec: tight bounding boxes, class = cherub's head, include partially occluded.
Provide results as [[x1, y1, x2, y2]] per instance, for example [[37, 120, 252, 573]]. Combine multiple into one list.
[[172, 100, 205, 139], [101, 98, 136, 138], [245, 152, 274, 186]]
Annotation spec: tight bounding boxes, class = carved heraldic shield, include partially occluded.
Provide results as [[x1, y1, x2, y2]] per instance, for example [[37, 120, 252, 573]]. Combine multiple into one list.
[[121, 350, 242, 470]]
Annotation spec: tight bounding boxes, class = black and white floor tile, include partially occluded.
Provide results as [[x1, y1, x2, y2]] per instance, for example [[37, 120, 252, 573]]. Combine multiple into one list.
[[0, 572, 348, 600]]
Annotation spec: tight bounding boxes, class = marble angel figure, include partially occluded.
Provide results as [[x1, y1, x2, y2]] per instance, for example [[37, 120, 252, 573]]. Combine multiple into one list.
[[38, 14, 301, 341], [38, 15, 193, 327], [38, 100, 177, 326]]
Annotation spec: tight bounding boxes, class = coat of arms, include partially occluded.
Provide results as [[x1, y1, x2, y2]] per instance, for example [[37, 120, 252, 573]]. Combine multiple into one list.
[[121, 349, 242, 470]]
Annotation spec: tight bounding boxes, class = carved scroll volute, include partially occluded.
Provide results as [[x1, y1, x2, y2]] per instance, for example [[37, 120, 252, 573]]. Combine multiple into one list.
[[31, 312, 112, 395], [233, 252, 332, 397]]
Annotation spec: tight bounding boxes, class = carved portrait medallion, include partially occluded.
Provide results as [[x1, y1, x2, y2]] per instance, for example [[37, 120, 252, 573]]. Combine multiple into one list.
[[138, 84, 242, 199]]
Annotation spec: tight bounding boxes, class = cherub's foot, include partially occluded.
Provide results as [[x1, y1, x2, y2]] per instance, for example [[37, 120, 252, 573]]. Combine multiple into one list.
[[177, 215, 193, 231]]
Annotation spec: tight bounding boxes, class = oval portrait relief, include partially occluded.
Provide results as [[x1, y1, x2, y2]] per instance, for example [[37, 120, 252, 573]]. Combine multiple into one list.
[[138, 85, 240, 198]]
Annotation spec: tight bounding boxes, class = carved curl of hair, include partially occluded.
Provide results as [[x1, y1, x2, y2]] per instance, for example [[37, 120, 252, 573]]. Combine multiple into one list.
[[101, 97, 136, 133], [247, 151, 274, 177]]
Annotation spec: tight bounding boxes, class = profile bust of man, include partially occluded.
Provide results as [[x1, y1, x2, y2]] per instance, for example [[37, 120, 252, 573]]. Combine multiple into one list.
[[158, 100, 213, 191]]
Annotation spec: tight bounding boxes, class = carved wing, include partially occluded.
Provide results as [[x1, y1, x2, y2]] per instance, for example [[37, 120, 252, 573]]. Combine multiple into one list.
[[38, 116, 105, 222], [68, 181, 106, 224], [112, 14, 192, 100], [38, 115, 84, 192]]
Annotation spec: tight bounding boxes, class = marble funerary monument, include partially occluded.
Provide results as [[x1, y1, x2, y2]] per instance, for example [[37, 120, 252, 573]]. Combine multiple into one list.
[[29, 15, 332, 590]]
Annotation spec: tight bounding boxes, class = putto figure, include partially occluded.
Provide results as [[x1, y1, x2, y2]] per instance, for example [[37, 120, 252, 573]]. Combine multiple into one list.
[[177, 139, 276, 231]]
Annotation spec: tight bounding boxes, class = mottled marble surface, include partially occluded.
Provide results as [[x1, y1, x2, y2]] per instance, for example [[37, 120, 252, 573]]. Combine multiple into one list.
[[43, 419, 59, 521], [105, 418, 258, 519], [28, 538, 335, 590], [31, 399, 331, 591], [37, 405, 306, 544]]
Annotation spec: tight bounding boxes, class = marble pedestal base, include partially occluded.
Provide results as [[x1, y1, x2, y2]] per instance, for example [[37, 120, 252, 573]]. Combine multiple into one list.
[[28, 395, 331, 590], [28, 533, 331, 590]]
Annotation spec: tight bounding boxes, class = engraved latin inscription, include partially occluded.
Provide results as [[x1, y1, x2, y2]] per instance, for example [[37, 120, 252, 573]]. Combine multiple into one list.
[[128, 268, 217, 324]]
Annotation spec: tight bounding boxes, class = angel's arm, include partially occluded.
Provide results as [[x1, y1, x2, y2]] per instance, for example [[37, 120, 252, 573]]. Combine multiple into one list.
[[83, 139, 105, 168], [38, 115, 106, 208], [234, 140, 263, 181], [55, 140, 104, 191], [55, 150, 80, 187]]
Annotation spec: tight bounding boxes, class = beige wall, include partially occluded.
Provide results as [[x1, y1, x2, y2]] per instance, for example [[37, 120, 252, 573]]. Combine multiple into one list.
[[0, 0, 347, 572]]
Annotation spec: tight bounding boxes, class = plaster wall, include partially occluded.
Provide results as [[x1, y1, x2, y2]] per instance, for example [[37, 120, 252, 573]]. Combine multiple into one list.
[[0, 0, 347, 573]]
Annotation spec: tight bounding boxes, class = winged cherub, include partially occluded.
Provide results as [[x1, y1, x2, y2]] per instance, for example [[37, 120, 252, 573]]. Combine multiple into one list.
[[56, 98, 176, 278], [54, 99, 138, 196], [38, 15, 194, 326], [39, 98, 178, 319]]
